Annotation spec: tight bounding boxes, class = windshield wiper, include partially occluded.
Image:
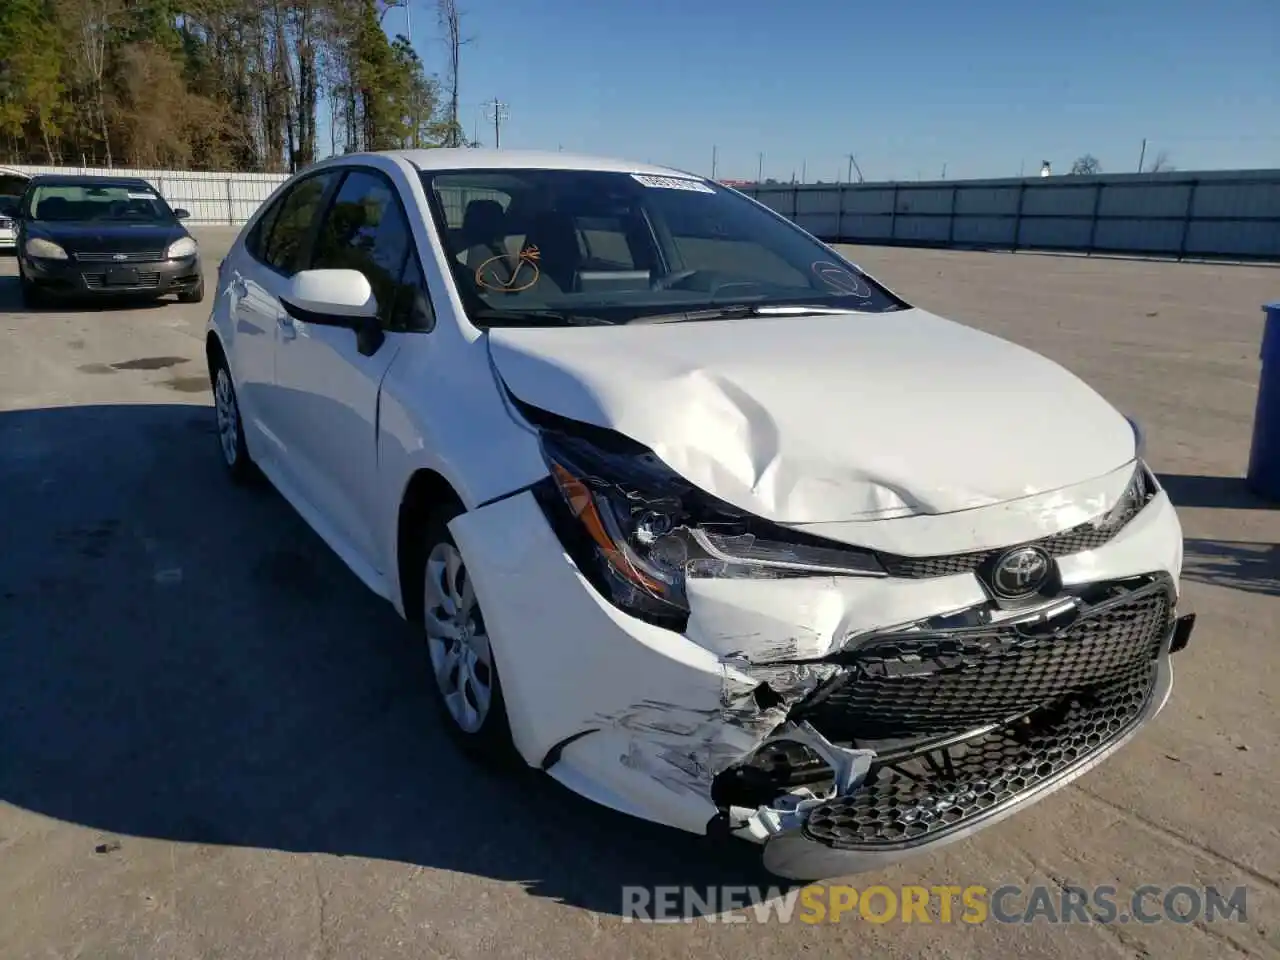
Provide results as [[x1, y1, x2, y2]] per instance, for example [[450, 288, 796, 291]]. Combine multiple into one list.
[[471, 308, 618, 328], [627, 303, 870, 325]]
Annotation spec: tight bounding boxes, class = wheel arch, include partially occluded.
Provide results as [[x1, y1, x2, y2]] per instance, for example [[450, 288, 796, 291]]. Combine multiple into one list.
[[396, 467, 466, 624], [206, 329, 227, 378]]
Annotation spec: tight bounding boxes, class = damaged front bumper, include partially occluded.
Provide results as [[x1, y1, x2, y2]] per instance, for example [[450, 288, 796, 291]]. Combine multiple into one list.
[[740, 602, 1194, 880], [449, 481, 1191, 881]]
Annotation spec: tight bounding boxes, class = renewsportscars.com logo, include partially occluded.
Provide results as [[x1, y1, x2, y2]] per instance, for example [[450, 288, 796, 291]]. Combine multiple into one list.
[[621, 884, 1250, 925]]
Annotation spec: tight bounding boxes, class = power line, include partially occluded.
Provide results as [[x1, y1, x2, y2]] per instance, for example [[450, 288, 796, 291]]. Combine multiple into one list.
[[482, 97, 509, 149]]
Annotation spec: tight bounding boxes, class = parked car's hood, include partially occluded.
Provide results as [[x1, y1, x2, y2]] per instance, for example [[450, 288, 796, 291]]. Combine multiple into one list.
[[487, 308, 1138, 523], [27, 220, 187, 253]]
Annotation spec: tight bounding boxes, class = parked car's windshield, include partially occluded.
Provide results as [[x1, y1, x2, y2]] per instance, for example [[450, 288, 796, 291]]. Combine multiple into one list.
[[27, 182, 176, 224], [422, 168, 907, 326]]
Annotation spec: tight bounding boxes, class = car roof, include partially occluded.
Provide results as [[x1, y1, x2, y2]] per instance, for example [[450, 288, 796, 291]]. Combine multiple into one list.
[[27, 174, 154, 188], [334, 148, 702, 179]]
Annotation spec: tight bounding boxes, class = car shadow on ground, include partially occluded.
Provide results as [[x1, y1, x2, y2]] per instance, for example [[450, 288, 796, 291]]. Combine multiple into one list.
[[1181, 539, 1280, 597], [0, 274, 174, 314], [1157, 473, 1279, 510], [0, 403, 790, 918]]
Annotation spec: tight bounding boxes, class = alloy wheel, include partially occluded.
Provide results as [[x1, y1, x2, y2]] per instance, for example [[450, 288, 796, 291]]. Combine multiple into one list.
[[424, 542, 493, 734], [214, 367, 239, 466]]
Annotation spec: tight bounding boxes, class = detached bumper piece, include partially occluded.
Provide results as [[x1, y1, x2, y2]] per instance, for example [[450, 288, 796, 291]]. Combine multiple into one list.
[[731, 575, 1194, 876]]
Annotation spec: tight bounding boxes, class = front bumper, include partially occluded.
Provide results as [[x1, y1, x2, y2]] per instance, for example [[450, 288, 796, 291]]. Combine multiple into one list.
[[22, 253, 201, 297], [448, 472, 1189, 881], [759, 608, 1193, 879]]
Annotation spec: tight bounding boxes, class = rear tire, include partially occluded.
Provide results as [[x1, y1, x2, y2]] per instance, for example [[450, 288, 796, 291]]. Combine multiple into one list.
[[418, 501, 520, 767], [211, 356, 255, 484], [178, 275, 205, 304]]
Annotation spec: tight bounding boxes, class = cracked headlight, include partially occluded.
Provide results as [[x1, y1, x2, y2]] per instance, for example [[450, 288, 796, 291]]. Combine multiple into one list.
[[533, 426, 884, 628]]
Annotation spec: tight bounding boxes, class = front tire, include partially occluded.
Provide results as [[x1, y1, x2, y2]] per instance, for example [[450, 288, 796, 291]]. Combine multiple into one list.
[[420, 503, 519, 766], [211, 359, 255, 483], [19, 272, 45, 309]]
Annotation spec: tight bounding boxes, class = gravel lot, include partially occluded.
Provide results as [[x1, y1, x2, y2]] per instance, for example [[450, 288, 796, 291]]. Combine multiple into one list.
[[1, 229, 1277, 959]]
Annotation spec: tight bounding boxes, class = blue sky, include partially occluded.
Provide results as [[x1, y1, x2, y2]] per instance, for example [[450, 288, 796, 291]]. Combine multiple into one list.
[[388, 0, 1277, 182]]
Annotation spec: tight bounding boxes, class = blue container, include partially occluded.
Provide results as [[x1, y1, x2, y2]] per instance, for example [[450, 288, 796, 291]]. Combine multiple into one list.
[[1246, 302, 1280, 500]]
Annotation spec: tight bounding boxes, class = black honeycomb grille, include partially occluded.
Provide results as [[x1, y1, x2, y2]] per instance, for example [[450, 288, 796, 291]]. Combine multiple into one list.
[[877, 472, 1151, 579], [801, 662, 1155, 850], [801, 586, 1170, 741]]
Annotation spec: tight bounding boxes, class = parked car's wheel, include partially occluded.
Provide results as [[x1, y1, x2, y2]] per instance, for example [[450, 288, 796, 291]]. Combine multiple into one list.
[[420, 503, 519, 766], [178, 275, 205, 304], [211, 358, 255, 483]]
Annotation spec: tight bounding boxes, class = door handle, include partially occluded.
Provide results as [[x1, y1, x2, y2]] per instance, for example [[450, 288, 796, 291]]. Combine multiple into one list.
[[277, 313, 297, 340]]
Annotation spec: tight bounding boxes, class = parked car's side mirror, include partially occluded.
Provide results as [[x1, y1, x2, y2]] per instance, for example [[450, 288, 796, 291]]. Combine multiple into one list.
[[173, 207, 191, 220], [281, 268, 384, 356]]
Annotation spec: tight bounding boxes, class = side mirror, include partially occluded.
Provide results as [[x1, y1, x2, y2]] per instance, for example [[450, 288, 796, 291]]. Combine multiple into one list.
[[173, 207, 191, 220], [281, 268, 384, 355]]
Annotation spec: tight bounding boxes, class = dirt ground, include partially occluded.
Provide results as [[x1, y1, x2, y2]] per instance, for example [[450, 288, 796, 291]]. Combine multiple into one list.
[[0, 231, 1276, 959]]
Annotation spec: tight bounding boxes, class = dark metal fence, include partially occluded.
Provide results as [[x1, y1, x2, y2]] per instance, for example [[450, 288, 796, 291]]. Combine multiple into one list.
[[739, 169, 1280, 261]]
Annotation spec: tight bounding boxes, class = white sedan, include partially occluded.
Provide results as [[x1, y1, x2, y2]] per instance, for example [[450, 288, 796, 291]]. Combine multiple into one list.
[[205, 149, 1194, 879]]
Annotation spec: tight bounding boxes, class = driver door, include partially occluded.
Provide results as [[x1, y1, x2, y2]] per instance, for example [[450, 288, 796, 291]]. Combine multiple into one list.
[[271, 166, 422, 570]]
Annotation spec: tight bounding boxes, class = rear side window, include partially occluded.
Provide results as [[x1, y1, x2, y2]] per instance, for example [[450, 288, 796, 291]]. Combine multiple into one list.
[[245, 191, 285, 260], [310, 168, 416, 328], [261, 171, 336, 275]]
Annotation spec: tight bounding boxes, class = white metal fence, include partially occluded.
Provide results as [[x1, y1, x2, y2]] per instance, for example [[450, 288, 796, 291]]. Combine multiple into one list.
[[4, 164, 289, 225]]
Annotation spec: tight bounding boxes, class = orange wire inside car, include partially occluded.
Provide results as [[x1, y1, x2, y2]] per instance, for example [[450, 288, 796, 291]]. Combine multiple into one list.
[[550, 462, 663, 592]]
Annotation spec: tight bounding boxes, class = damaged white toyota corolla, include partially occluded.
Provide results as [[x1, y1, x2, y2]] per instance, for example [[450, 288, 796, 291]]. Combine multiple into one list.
[[206, 149, 1195, 880]]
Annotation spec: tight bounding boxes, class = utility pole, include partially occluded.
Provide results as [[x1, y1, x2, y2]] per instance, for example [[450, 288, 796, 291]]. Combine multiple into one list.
[[757, 152, 763, 183], [801, 159, 807, 183], [1137, 138, 1147, 173], [711, 145, 718, 178], [483, 97, 508, 149], [941, 162, 947, 179], [846, 154, 864, 184]]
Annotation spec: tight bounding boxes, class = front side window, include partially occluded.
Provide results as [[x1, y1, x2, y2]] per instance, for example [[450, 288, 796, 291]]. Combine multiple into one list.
[[27, 181, 175, 223], [262, 170, 337, 275], [310, 168, 416, 328], [422, 168, 907, 327]]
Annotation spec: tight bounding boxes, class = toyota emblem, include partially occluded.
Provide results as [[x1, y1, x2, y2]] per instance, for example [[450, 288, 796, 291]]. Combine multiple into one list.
[[989, 546, 1052, 599]]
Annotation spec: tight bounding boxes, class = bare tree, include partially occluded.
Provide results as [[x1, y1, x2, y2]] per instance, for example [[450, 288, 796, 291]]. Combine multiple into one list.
[[1069, 154, 1102, 175], [437, 0, 463, 146], [1146, 149, 1175, 173]]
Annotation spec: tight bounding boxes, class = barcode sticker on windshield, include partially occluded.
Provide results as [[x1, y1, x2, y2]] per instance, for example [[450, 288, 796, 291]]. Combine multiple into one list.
[[127, 191, 155, 200], [631, 174, 715, 193]]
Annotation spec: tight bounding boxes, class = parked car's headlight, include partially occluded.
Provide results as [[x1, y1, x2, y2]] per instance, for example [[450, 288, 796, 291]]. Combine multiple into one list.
[[166, 236, 198, 259], [25, 237, 68, 260], [533, 427, 884, 628]]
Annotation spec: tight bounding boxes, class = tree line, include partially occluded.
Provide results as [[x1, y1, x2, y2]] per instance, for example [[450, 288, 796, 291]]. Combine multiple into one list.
[[0, 0, 469, 172]]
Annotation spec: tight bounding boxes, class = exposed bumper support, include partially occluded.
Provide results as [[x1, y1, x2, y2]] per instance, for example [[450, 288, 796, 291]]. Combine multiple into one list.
[[757, 617, 1187, 881]]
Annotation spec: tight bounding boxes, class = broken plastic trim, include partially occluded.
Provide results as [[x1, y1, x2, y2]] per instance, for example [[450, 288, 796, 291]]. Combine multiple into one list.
[[527, 414, 885, 629]]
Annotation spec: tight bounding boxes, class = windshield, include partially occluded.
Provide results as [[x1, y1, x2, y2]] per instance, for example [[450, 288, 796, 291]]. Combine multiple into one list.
[[28, 182, 176, 224], [421, 168, 907, 326]]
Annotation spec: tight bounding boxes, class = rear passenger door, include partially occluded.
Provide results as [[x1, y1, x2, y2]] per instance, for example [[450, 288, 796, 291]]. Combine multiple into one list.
[[271, 165, 431, 570]]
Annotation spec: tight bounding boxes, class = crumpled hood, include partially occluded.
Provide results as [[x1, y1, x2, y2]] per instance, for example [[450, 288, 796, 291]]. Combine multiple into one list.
[[487, 308, 1137, 523]]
